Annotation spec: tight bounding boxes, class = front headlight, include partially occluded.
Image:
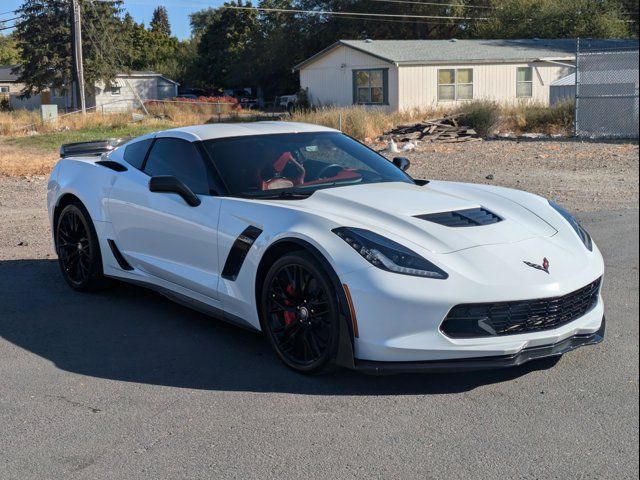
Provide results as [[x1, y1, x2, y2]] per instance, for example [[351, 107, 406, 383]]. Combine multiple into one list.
[[333, 227, 448, 279], [549, 201, 593, 251]]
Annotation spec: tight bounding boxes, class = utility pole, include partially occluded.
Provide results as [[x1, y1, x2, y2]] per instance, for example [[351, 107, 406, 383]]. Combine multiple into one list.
[[71, 0, 86, 114]]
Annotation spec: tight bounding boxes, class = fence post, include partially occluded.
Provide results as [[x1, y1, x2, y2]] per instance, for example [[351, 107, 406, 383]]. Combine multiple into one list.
[[574, 37, 580, 138], [339, 111, 343, 132]]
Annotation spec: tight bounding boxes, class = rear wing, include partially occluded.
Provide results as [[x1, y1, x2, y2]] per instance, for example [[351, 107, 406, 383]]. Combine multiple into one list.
[[59, 138, 131, 158]]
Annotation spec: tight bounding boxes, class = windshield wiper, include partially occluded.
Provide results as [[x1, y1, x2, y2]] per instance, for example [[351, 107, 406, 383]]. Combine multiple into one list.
[[243, 188, 313, 200]]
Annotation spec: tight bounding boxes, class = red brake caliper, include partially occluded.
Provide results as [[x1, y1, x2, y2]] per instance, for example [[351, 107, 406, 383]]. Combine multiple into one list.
[[283, 284, 297, 326]]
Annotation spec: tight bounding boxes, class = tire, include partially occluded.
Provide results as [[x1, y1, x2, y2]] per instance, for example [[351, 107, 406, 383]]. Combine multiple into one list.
[[55, 202, 110, 292], [260, 251, 341, 374]]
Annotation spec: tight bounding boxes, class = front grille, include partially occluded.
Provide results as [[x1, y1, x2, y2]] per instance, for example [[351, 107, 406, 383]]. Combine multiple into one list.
[[441, 278, 602, 338], [415, 207, 502, 227]]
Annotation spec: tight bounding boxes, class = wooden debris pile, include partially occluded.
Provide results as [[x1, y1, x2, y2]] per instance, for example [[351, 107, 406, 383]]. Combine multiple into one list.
[[381, 114, 482, 144]]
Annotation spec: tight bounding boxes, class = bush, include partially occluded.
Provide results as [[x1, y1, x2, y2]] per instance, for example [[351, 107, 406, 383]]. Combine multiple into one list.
[[519, 100, 574, 134], [457, 100, 502, 137]]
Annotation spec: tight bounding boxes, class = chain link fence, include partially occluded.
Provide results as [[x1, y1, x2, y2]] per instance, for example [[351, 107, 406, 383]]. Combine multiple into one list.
[[575, 41, 639, 139]]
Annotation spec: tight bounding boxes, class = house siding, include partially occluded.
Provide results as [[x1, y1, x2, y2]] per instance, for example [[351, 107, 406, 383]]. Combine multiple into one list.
[[93, 76, 177, 113], [398, 62, 572, 110], [299, 45, 399, 111], [298, 45, 573, 111]]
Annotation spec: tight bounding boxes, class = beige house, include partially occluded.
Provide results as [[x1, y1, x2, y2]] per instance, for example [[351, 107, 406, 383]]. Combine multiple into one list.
[[0, 67, 178, 112], [294, 39, 633, 111]]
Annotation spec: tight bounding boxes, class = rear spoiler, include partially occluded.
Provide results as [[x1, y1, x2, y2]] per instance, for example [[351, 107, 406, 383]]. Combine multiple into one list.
[[59, 138, 131, 158]]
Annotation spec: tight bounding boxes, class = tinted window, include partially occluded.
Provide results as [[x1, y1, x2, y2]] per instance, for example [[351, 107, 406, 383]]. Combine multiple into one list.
[[202, 132, 412, 197], [123, 138, 152, 169], [144, 138, 211, 195]]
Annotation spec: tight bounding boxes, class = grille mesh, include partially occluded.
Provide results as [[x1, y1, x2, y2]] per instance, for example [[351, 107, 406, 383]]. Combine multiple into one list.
[[415, 208, 501, 227], [441, 278, 602, 338]]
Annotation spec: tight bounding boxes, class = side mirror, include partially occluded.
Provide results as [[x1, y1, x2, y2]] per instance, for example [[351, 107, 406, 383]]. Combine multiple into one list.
[[149, 175, 201, 207], [392, 157, 411, 172]]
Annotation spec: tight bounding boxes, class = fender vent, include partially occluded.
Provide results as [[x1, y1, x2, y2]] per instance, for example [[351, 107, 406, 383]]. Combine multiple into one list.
[[415, 207, 501, 227], [107, 239, 133, 270], [221, 226, 263, 281]]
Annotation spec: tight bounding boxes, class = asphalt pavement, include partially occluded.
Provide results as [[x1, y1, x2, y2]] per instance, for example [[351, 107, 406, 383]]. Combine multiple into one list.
[[0, 209, 638, 479]]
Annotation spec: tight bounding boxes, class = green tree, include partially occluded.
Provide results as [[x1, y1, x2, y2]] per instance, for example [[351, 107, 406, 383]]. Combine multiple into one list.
[[150, 6, 171, 37], [196, 1, 259, 90], [0, 34, 21, 65], [14, 0, 124, 98], [475, 0, 632, 38]]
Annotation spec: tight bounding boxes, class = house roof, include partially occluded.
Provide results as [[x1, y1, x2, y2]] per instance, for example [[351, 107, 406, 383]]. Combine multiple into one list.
[[116, 71, 179, 84], [0, 65, 20, 82], [551, 73, 576, 86], [294, 39, 638, 70], [0, 66, 179, 85]]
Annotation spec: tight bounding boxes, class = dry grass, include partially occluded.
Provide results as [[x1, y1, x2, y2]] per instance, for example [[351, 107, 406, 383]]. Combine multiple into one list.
[[288, 101, 576, 140], [287, 106, 450, 141], [0, 141, 58, 176]]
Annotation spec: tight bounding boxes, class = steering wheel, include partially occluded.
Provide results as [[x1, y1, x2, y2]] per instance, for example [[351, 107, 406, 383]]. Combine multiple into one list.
[[316, 164, 344, 179]]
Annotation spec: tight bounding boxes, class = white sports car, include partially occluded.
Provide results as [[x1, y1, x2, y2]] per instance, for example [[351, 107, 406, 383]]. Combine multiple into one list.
[[47, 122, 605, 374]]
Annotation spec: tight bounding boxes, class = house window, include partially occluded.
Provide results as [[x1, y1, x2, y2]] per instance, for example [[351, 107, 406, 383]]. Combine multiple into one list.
[[517, 67, 533, 98], [110, 86, 122, 96], [0, 86, 9, 93], [438, 68, 473, 101], [353, 69, 387, 105]]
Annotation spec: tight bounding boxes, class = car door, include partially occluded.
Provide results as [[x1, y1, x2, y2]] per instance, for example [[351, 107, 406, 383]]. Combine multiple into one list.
[[108, 136, 223, 300]]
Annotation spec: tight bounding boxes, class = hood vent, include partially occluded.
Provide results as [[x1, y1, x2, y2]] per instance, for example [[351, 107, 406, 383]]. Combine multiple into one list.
[[415, 207, 502, 227]]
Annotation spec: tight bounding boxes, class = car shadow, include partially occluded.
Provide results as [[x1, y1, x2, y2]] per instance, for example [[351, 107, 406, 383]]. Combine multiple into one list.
[[0, 259, 560, 395]]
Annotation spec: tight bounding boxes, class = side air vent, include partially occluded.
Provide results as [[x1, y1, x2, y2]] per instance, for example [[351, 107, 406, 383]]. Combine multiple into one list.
[[221, 226, 263, 281], [415, 207, 502, 227], [107, 239, 133, 270], [96, 160, 128, 172]]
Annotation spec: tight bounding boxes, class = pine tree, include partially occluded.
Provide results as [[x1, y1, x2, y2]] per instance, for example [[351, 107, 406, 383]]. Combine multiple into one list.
[[14, 0, 125, 98], [150, 6, 171, 37]]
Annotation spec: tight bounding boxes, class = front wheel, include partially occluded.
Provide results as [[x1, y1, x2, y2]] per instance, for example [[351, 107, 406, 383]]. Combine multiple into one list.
[[260, 252, 340, 374]]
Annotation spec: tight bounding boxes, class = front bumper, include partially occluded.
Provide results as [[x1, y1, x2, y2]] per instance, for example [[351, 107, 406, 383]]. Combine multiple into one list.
[[353, 316, 605, 374]]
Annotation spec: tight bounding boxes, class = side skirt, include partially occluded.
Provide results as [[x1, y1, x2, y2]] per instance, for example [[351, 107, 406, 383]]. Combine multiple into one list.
[[107, 275, 260, 333]]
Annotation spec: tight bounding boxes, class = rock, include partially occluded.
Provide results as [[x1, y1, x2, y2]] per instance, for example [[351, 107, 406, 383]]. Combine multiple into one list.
[[485, 174, 495, 180], [17, 241, 29, 246]]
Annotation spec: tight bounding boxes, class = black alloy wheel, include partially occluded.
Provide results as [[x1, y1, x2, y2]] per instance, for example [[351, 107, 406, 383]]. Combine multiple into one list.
[[56, 203, 108, 291], [261, 251, 340, 373]]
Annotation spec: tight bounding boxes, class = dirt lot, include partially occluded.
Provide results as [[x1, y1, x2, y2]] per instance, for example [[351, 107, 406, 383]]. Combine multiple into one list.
[[384, 139, 639, 212]]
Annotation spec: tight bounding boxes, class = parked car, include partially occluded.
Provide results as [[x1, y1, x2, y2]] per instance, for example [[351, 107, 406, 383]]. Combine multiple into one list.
[[276, 94, 297, 110], [48, 122, 605, 374]]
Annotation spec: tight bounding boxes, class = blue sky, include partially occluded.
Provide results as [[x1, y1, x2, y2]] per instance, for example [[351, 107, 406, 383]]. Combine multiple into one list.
[[2, 0, 224, 39]]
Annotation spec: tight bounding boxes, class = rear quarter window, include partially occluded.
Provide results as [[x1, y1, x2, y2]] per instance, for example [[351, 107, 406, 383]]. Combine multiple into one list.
[[123, 139, 152, 169]]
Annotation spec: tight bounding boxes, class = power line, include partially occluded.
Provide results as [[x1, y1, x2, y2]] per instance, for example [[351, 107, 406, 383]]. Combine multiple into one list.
[[220, 4, 488, 20], [0, 16, 25, 24], [370, 0, 494, 9]]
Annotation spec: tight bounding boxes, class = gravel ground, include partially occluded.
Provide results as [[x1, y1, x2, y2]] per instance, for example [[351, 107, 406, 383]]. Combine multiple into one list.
[[0, 139, 638, 479], [384, 139, 638, 212]]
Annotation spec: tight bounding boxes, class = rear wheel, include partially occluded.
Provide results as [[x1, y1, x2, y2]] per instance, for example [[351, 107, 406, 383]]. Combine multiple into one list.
[[56, 203, 109, 291], [260, 252, 340, 374]]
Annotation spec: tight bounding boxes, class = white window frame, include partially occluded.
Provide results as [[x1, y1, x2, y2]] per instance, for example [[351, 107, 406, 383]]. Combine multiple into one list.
[[0, 86, 9, 93], [516, 67, 534, 98], [437, 68, 474, 102]]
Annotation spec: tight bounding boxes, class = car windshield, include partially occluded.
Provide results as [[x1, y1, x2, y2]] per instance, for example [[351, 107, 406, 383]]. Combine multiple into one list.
[[202, 132, 413, 198]]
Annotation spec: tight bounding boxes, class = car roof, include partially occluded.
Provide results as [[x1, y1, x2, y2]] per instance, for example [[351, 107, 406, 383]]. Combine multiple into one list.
[[155, 121, 339, 142]]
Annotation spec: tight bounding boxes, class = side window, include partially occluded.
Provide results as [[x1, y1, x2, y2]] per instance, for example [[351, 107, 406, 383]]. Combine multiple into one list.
[[144, 138, 210, 195], [123, 138, 152, 169]]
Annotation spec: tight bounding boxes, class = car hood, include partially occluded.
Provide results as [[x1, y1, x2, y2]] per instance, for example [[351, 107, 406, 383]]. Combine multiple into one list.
[[293, 181, 558, 254]]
